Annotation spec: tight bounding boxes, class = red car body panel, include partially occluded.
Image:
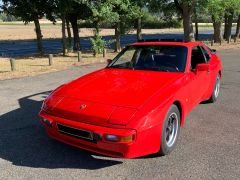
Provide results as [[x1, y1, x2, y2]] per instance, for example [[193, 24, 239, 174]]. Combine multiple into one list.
[[39, 41, 222, 158]]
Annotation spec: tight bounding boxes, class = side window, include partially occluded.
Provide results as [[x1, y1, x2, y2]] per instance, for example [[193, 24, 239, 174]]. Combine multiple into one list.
[[200, 46, 211, 62], [191, 46, 206, 70]]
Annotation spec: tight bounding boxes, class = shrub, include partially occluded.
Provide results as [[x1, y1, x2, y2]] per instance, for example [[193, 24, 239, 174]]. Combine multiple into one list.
[[90, 30, 107, 56]]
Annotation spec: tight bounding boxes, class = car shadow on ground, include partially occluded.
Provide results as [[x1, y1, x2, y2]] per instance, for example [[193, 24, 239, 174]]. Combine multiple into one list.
[[0, 91, 122, 169]]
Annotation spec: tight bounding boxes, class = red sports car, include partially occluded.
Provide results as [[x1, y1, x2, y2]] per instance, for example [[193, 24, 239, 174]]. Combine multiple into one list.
[[39, 40, 222, 158]]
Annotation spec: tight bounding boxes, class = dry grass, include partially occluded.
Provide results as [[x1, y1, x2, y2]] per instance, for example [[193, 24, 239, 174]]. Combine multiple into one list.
[[0, 23, 185, 41], [0, 51, 117, 80], [205, 40, 240, 51]]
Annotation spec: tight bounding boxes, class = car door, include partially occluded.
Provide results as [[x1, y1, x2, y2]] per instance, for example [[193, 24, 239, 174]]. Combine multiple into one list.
[[201, 45, 220, 98], [187, 46, 211, 107]]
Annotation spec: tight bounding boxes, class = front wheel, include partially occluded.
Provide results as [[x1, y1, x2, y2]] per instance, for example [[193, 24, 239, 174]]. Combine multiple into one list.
[[208, 74, 221, 103], [158, 105, 180, 156]]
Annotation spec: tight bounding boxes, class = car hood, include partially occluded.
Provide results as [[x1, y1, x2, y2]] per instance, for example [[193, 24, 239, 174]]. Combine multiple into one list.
[[54, 68, 184, 109]]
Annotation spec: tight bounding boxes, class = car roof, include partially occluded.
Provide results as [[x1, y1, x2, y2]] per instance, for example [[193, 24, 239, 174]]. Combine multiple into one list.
[[131, 41, 203, 48]]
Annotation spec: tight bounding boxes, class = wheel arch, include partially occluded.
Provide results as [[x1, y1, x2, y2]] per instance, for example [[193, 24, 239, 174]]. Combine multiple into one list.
[[173, 100, 185, 127], [218, 70, 222, 78]]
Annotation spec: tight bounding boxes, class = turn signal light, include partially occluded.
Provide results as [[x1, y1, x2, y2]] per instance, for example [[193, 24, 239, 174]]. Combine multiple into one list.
[[120, 135, 134, 143]]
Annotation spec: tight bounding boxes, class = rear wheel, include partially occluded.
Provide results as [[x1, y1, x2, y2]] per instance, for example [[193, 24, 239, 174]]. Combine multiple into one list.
[[158, 105, 180, 156], [208, 74, 221, 103]]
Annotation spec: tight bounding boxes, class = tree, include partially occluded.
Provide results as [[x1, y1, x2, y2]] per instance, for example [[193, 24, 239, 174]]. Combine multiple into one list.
[[206, 0, 224, 43], [236, 14, 240, 39], [110, 0, 140, 52], [192, 1, 209, 40], [67, 1, 92, 51], [131, 0, 147, 41], [2, 0, 55, 55], [234, 2, 240, 39], [223, 0, 240, 42], [174, 0, 198, 42], [51, 0, 71, 56], [88, 0, 118, 55], [148, 0, 197, 42]]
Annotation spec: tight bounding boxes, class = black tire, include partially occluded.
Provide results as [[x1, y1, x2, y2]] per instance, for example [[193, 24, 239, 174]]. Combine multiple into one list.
[[208, 74, 221, 103], [158, 104, 180, 156]]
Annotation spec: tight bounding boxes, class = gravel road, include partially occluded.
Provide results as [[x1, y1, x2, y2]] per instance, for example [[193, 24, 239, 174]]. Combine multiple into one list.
[[0, 49, 239, 180]]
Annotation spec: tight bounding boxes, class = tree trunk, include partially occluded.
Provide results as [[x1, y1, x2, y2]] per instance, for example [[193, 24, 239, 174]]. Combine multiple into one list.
[[137, 17, 142, 41], [235, 15, 240, 39], [61, 15, 66, 56], [33, 19, 43, 55], [193, 7, 199, 41], [174, 0, 195, 42], [182, 7, 195, 42], [212, 20, 222, 43], [195, 21, 199, 41], [115, 22, 121, 52], [69, 15, 80, 51], [223, 13, 228, 39], [225, 11, 234, 42], [66, 17, 72, 50]]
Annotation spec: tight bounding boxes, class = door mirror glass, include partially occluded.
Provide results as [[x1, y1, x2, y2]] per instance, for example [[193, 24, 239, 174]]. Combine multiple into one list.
[[195, 63, 210, 72]]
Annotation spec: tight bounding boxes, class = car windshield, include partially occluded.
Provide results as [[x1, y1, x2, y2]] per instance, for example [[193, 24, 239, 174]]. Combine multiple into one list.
[[108, 45, 188, 72]]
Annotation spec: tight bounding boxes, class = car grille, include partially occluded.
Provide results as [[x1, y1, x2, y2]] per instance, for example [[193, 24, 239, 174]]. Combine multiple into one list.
[[57, 123, 94, 142]]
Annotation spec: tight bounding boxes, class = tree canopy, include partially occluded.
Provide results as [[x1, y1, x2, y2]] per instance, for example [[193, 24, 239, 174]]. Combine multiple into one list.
[[2, 0, 240, 55]]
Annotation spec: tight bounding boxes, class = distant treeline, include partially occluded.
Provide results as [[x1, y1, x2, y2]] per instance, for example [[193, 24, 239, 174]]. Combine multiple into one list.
[[1, 0, 240, 56]]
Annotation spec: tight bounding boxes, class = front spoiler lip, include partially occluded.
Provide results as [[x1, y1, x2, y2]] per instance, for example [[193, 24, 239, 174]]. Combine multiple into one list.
[[47, 130, 124, 158], [39, 110, 137, 158]]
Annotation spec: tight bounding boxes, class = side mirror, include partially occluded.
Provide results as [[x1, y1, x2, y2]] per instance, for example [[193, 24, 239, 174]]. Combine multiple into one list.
[[195, 63, 210, 73], [107, 59, 113, 65], [211, 49, 217, 53]]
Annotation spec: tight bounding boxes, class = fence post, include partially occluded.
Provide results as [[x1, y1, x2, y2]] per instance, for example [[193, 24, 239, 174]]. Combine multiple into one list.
[[49, 54, 53, 66], [234, 37, 237, 43], [10, 58, 16, 71], [227, 38, 230, 44], [103, 48, 107, 58], [78, 51, 82, 62], [211, 40, 214, 46]]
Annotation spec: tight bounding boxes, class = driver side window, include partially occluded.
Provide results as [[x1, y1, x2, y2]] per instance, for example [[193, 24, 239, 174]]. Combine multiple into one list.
[[191, 46, 206, 70]]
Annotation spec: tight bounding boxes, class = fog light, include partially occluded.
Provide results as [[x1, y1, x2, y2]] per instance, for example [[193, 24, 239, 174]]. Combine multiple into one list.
[[42, 118, 53, 127], [104, 134, 119, 142], [104, 134, 134, 143]]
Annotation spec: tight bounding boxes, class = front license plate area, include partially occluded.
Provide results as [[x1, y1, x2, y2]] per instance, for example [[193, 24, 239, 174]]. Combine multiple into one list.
[[57, 123, 94, 141]]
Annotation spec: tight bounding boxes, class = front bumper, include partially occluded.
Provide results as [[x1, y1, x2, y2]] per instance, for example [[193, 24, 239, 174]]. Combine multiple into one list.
[[39, 111, 140, 158]]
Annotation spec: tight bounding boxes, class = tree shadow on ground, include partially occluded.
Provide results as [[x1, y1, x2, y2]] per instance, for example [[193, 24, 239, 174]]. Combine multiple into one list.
[[0, 91, 122, 169], [0, 33, 214, 58]]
